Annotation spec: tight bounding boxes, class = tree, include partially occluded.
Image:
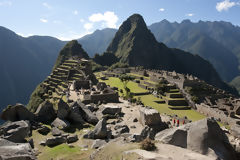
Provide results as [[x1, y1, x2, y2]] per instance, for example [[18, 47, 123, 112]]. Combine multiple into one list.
[[119, 74, 135, 98]]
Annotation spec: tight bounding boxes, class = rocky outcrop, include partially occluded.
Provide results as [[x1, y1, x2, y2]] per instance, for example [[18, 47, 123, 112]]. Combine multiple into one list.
[[51, 118, 70, 130], [66, 134, 78, 143], [230, 124, 240, 139], [0, 104, 34, 122], [57, 99, 70, 119], [155, 118, 237, 160], [78, 101, 98, 125], [91, 139, 106, 149], [68, 102, 85, 124], [0, 138, 36, 160], [37, 125, 50, 135], [139, 107, 162, 127], [84, 118, 110, 139], [101, 105, 121, 115], [35, 100, 56, 123], [52, 127, 62, 136], [0, 120, 30, 143], [45, 136, 66, 147]]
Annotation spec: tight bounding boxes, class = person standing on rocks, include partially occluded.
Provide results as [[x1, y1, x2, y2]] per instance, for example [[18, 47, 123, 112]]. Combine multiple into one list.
[[177, 119, 179, 127]]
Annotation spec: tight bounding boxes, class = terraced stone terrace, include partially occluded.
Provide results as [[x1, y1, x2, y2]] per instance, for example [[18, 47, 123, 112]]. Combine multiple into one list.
[[40, 59, 84, 101], [96, 71, 205, 122]]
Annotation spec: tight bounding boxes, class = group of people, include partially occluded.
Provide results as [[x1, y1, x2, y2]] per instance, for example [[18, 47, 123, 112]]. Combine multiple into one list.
[[172, 118, 185, 127]]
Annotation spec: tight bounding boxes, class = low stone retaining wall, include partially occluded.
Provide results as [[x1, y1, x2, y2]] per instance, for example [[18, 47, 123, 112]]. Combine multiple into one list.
[[166, 99, 188, 106], [196, 103, 236, 125]]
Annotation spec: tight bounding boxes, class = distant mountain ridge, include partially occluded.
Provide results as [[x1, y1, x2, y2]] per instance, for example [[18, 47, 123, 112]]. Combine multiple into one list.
[[78, 28, 117, 57], [97, 14, 238, 95], [0, 26, 66, 112], [149, 19, 240, 82]]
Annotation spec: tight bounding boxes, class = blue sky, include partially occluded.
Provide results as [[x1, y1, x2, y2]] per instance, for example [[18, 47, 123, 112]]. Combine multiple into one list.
[[0, 0, 239, 40]]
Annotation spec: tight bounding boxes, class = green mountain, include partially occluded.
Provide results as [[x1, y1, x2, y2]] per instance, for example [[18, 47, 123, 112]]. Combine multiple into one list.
[[149, 20, 240, 82], [27, 40, 90, 112], [0, 26, 66, 112], [78, 28, 117, 57], [100, 14, 237, 95], [53, 40, 89, 69]]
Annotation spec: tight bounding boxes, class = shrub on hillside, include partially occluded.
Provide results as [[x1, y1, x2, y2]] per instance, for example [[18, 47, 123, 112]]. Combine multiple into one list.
[[140, 138, 156, 151]]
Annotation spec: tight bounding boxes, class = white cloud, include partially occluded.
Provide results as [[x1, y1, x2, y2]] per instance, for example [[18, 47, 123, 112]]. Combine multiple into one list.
[[80, 19, 85, 23], [0, 1, 12, 6], [42, 2, 51, 9], [84, 23, 93, 30], [89, 11, 118, 28], [186, 13, 194, 17], [73, 10, 78, 15], [159, 8, 165, 12], [40, 18, 48, 23], [216, 0, 238, 12]]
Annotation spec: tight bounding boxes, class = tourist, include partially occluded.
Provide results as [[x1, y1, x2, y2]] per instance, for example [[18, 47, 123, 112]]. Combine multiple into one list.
[[177, 119, 180, 127], [173, 119, 176, 126]]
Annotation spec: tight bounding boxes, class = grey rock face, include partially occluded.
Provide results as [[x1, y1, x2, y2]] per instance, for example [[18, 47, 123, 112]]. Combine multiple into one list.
[[139, 107, 162, 127], [0, 104, 35, 122], [101, 105, 122, 115], [78, 101, 99, 125], [35, 100, 56, 123], [51, 118, 70, 130], [68, 102, 85, 124], [67, 134, 78, 143], [0, 120, 30, 143], [91, 139, 106, 149], [0, 138, 36, 160], [52, 127, 62, 136], [155, 118, 237, 160], [45, 136, 66, 147], [230, 124, 240, 138], [84, 118, 109, 139], [57, 99, 70, 119], [37, 125, 50, 135]]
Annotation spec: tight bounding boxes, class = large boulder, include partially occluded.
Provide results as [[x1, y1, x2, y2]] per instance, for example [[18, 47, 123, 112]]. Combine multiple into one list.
[[155, 118, 237, 160], [0, 138, 36, 160], [51, 118, 70, 130], [84, 118, 109, 139], [0, 120, 30, 143], [77, 101, 98, 125], [101, 105, 122, 115], [57, 99, 70, 119], [37, 125, 50, 135], [66, 134, 78, 143], [45, 136, 66, 147], [68, 102, 85, 124], [35, 100, 56, 123], [139, 107, 162, 127], [0, 104, 34, 122], [91, 139, 106, 149]]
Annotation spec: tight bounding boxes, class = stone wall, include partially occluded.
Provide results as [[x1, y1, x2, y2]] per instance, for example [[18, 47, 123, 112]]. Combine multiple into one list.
[[196, 103, 236, 125], [73, 80, 90, 90], [90, 92, 119, 103]]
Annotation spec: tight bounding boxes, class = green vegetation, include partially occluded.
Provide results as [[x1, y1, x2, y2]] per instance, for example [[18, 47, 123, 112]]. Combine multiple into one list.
[[100, 76, 205, 122], [27, 84, 46, 112], [38, 144, 88, 160], [108, 62, 129, 70], [53, 40, 89, 70], [99, 77, 147, 96]]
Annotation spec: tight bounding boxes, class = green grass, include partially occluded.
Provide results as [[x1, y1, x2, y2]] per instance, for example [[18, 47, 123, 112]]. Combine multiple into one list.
[[135, 94, 205, 121], [100, 77, 148, 94], [38, 144, 89, 160], [99, 76, 206, 122]]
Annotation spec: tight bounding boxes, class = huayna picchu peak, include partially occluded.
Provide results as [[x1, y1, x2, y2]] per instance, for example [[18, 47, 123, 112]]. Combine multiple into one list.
[[1, 11, 240, 160], [99, 14, 238, 95]]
